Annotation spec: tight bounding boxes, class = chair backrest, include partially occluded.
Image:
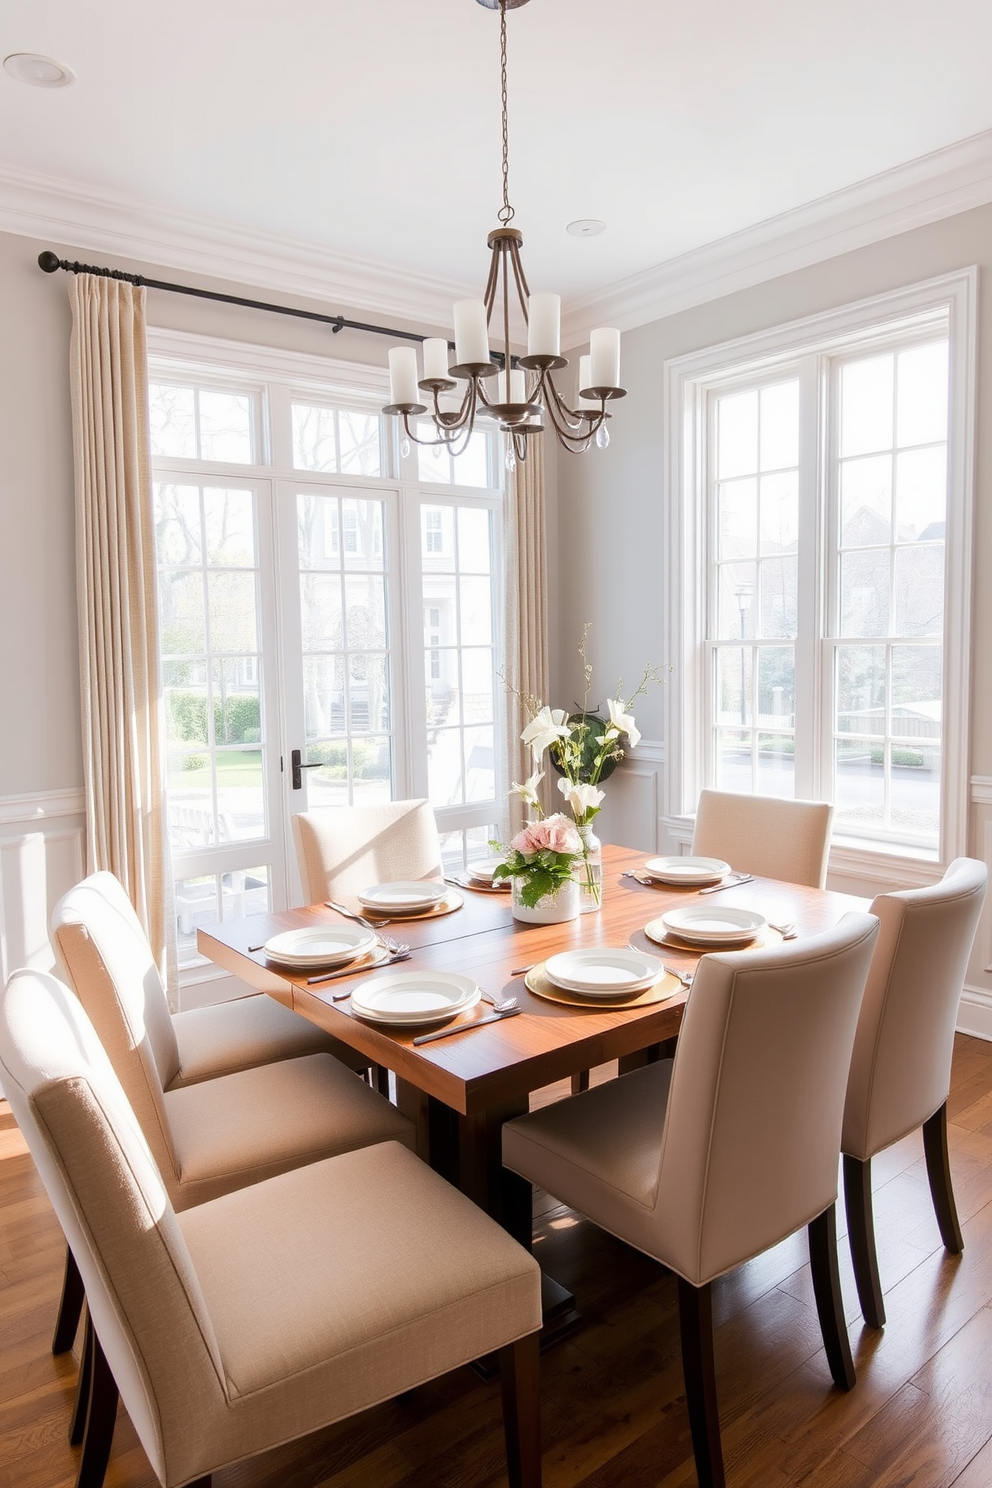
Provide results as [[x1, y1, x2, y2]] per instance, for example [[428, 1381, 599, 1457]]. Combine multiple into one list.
[[293, 799, 443, 902], [654, 912, 879, 1286], [0, 969, 226, 1485], [843, 857, 989, 1161], [50, 872, 181, 1182], [691, 789, 834, 888]]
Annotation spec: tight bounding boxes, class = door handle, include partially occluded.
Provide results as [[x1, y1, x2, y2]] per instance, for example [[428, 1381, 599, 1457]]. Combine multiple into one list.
[[291, 748, 322, 790]]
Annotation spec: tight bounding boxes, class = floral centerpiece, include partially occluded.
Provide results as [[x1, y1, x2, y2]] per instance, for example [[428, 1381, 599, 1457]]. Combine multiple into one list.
[[492, 813, 584, 922], [506, 628, 665, 911]]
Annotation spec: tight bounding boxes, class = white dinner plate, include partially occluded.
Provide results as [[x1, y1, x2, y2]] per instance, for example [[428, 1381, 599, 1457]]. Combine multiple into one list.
[[349, 970, 480, 1027], [544, 947, 664, 996], [467, 857, 507, 884], [262, 924, 377, 967], [357, 880, 448, 913], [660, 906, 766, 946], [642, 855, 731, 885]]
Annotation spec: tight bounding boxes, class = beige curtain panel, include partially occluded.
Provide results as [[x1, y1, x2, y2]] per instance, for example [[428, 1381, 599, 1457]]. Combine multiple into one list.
[[68, 274, 171, 993], [505, 440, 549, 835]]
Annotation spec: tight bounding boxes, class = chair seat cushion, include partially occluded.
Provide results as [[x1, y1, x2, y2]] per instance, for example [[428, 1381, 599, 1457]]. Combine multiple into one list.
[[178, 1141, 541, 1452], [164, 1054, 414, 1208], [170, 995, 366, 1086], [502, 1061, 674, 1250]]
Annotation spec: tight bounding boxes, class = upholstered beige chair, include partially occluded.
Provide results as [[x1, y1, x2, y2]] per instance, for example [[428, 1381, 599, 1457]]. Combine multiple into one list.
[[293, 798, 443, 902], [0, 969, 543, 1488], [842, 856, 988, 1328], [49, 872, 413, 1358], [503, 914, 879, 1488], [691, 788, 834, 887]]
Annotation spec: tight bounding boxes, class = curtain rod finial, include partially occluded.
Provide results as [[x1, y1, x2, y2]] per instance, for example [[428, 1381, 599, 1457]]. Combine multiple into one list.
[[38, 251, 62, 273]]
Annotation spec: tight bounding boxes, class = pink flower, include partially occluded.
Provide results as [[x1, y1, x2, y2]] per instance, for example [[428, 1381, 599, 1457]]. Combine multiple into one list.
[[511, 813, 582, 859]]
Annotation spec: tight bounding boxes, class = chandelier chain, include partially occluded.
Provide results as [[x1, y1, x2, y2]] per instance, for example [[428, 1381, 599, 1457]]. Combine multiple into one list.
[[498, 0, 514, 225]]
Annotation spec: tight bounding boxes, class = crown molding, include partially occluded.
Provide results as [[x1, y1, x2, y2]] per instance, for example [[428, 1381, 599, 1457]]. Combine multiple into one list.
[[561, 126, 992, 344], [3, 124, 992, 349], [0, 161, 474, 330]]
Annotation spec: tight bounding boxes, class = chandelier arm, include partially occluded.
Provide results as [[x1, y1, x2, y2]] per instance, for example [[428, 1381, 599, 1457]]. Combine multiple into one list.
[[500, 242, 513, 402], [400, 412, 457, 449], [482, 243, 502, 317], [507, 236, 531, 304], [544, 370, 603, 435], [431, 382, 472, 424]]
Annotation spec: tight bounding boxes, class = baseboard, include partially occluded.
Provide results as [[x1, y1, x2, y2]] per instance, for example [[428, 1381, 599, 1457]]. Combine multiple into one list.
[[957, 984, 992, 1042]]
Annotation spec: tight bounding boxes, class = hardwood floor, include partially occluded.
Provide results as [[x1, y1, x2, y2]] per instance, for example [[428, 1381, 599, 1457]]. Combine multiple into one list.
[[4, 1035, 992, 1487]]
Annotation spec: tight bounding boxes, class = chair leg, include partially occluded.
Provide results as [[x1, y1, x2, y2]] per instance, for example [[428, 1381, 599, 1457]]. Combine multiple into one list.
[[374, 1063, 391, 1098], [75, 1327, 118, 1488], [69, 1310, 93, 1446], [570, 1071, 590, 1095], [808, 1204, 856, 1390], [53, 1244, 85, 1354], [843, 1153, 885, 1329], [498, 1330, 542, 1488], [923, 1101, 964, 1254], [677, 1277, 725, 1488]]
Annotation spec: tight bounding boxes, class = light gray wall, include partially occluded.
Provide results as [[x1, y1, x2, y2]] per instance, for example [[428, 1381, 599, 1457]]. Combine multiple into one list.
[[552, 202, 992, 777]]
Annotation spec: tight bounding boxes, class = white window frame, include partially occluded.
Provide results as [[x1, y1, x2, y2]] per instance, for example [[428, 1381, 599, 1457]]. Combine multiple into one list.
[[663, 269, 977, 875]]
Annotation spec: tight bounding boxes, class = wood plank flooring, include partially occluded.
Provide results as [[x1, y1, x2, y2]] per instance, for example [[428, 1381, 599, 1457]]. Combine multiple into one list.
[[4, 1035, 992, 1487]]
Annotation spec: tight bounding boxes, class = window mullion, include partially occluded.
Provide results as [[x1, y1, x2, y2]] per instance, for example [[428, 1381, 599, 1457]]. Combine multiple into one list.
[[794, 353, 822, 799]]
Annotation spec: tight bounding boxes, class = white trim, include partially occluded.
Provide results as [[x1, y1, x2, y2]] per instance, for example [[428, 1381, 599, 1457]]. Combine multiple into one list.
[[562, 127, 992, 340], [956, 986, 992, 1043], [146, 328, 391, 401], [664, 270, 977, 867], [972, 776, 992, 805], [3, 126, 992, 343], [621, 738, 665, 767], [0, 789, 86, 825], [0, 162, 469, 329]]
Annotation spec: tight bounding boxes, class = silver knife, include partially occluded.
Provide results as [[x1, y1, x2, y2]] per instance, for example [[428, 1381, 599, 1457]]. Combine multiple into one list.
[[413, 1007, 521, 1045], [698, 874, 754, 894], [307, 952, 410, 985]]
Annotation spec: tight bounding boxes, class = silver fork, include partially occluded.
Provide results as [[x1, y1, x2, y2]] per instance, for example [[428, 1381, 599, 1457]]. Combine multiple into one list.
[[481, 990, 518, 1013], [325, 900, 403, 951]]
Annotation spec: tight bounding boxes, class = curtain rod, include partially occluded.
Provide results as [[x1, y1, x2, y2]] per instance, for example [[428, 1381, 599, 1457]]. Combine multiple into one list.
[[36, 250, 427, 345]]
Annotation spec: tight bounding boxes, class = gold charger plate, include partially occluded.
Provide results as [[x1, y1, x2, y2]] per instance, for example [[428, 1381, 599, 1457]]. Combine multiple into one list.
[[524, 963, 683, 1009], [361, 888, 464, 920], [642, 918, 784, 952]]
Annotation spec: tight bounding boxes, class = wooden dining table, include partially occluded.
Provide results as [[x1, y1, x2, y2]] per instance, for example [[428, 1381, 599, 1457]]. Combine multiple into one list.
[[198, 842, 870, 1249]]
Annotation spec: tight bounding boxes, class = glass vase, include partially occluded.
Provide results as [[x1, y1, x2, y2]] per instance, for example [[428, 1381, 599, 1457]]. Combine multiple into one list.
[[574, 821, 603, 913], [511, 875, 580, 924]]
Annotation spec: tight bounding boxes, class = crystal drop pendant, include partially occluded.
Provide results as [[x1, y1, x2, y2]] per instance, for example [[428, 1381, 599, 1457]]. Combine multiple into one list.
[[400, 436, 411, 458], [595, 424, 610, 449]]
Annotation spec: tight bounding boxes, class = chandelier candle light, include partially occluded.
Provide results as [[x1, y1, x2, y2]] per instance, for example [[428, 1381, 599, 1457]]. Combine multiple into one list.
[[383, 0, 626, 469]]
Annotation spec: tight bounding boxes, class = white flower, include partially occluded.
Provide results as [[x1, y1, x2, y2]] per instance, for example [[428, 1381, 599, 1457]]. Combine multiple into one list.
[[557, 778, 605, 817], [606, 698, 640, 750], [511, 770, 544, 809], [521, 705, 572, 760]]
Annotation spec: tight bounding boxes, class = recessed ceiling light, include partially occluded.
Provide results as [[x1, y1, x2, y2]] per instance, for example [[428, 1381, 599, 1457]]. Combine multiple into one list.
[[566, 219, 606, 238], [3, 53, 75, 88]]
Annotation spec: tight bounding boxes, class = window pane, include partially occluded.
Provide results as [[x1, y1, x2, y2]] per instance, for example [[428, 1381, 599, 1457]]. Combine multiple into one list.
[[839, 549, 890, 637], [892, 644, 942, 718], [840, 355, 893, 457], [459, 576, 492, 645], [718, 478, 758, 559], [422, 505, 454, 560], [893, 546, 944, 637], [428, 727, 464, 806], [715, 730, 752, 790], [757, 734, 795, 797], [717, 565, 757, 641], [303, 653, 346, 737], [453, 430, 490, 488], [301, 573, 344, 648], [159, 571, 207, 654], [461, 648, 494, 723], [896, 342, 948, 449], [155, 484, 202, 565], [207, 571, 258, 653], [150, 385, 196, 459], [457, 507, 492, 570], [348, 654, 390, 733], [840, 455, 892, 546], [352, 736, 391, 797], [895, 447, 946, 538], [215, 748, 264, 839], [338, 411, 382, 477], [759, 381, 799, 471], [464, 725, 495, 801], [716, 646, 751, 726], [344, 574, 387, 649], [418, 434, 453, 485], [293, 403, 337, 472], [717, 390, 757, 478], [198, 390, 252, 463], [757, 558, 796, 638], [835, 738, 884, 830], [836, 645, 886, 734], [213, 659, 260, 745], [757, 647, 795, 725], [759, 471, 798, 554], [203, 489, 255, 565]]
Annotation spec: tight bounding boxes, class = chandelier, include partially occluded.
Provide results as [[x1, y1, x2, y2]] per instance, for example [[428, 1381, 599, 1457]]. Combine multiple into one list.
[[383, 0, 625, 468]]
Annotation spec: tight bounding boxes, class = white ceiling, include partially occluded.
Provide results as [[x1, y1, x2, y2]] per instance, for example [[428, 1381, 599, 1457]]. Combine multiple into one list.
[[3, 0, 992, 323]]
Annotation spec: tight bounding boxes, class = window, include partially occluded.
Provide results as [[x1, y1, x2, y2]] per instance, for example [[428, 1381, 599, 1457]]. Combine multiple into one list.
[[666, 272, 976, 865], [148, 338, 506, 969]]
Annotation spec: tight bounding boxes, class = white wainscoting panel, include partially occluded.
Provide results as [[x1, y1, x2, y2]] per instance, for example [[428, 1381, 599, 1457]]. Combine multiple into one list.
[[0, 791, 86, 984], [596, 743, 664, 857]]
